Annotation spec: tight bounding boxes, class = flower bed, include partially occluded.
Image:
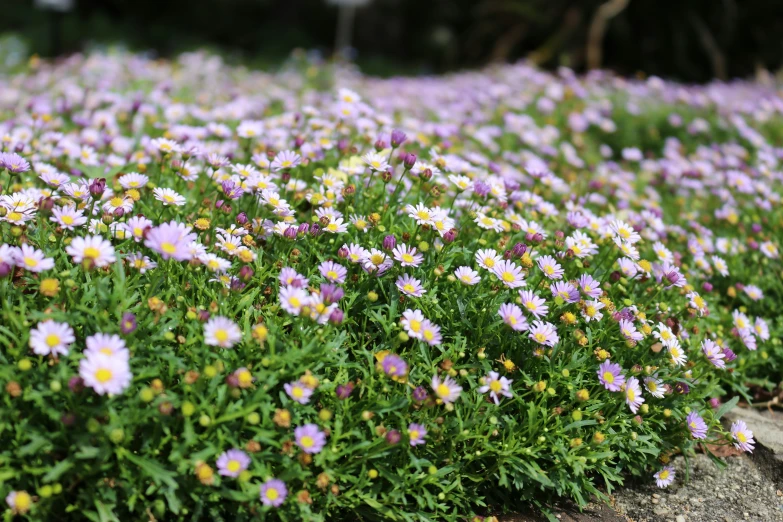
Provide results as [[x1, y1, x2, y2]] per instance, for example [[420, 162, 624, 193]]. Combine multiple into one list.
[[0, 52, 781, 521]]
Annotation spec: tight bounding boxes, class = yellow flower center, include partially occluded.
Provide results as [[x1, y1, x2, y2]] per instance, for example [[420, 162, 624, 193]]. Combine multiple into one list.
[[409, 319, 421, 332], [489, 380, 502, 393], [403, 284, 416, 294], [45, 334, 60, 347], [161, 242, 177, 254], [603, 371, 614, 384], [95, 368, 113, 383], [659, 470, 669, 480], [215, 330, 229, 343], [300, 436, 314, 448], [436, 384, 450, 397], [227, 460, 241, 473], [737, 432, 747, 443], [266, 489, 279, 500], [502, 272, 514, 282], [62, 215, 74, 225], [402, 254, 414, 263], [84, 247, 100, 259]]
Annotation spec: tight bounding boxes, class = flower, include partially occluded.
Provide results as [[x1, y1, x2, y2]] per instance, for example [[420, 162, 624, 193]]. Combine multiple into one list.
[[537, 255, 564, 279], [479, 371, 513, 405], [730, 420, 755, 452], [120, 312, 137, 334], [701, 339, 726, 369], [294, 424, 327, 454], [401, 309, 425, 339], [284, 380, 313, 404], [5, 490, 32, 515], [392, 244, 424, 267], [618, 319, 644, 341], [498, 303, 528, 331], [578, 274, 601, 298], [431, 374, 462, 404], [153, 187, 186, 206], [475, 248, 501, 270], [743, 284, 763, 301], [597, 360, 625, 392], [272, 150, 302, 171], [14, 244, 55, 272], [408, 423, 427, 446], [686, 411, 708, 439], [644, 376, 665, 398], [79, 352, 132, 395], [624, 376, 645, 413], [259, 478, 287, 507], [51, 205, 87, 230], [66, 235, 116, 268], [581, 300, 605, 322], [85, 333, 128, 358], [396, 274, 426, 297], [363, 151, 390, 172], [420, 320, 443, 346], [519, 290, 549, 318], [216, 449, 251, 477], [380, 353, 408, 378], [454, 266, 480, 285], [144, 221, 196, 261], [550, 281, 580, 303], [319, 260, 347, 283], [29, 320, 75, 356], [528, 320, 559, 347], [492, 260, 526, 288], [204, 316, 242, 348], [654, 466, 675, 488]]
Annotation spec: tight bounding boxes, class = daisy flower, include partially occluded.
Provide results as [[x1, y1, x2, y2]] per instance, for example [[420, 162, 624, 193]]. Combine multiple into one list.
[[271, 150, 302, 171], [711, 255, 729, 276], [454, 266, 480, 285], [730, 420, 755, 453], [203, 316, 242, 348], [754, 317, 770, 341], [654, 466, 675, 488], [610, 219, 641, 244], [393, 244, 424, 267], [124, 216, 153, 242], [625, 376, 645, 413], [14, 244, 55, 272], [153, 187, 186, 206], [686, 411, 708, 439], [431, 374, 462, 404], [343, 243, 369, 264], [66, 235, 116, 268], [644, 376, 665, 398], [406, 203, 434, 225], [499, 303, 528, 331], [528, 320, 559, 347], [492, 260, 526, 289], [284, 380, 313, 404], [618, 319, 644, 341], [51, 206, 87, 230], [319, 260, 347, 283], [294, 424, 327, 454], [479, 371, 513, 405], [127, 252, 157, 273], [85, 333, 128, 358], [79, 352, 132, 395], [279, 267, 309, 288], [279, 285, 309, 315], [29, 320, 75, 357], [408, 423, 427, 446], [118, 172, 149, 189], [537, 255, 564, 280], [578, 274, 602, 298], [743, 285, 763, 301], [259, 479, 287, 508], [597, 360, 625, 392], [701, 339, 726, 369], [581, 300, 605, 322], [144, 221, 196, 261], [362, 151, 390, 172], [5, 490, 32, 515], [396, 274, 426, 297], [550, 281, 580, 303], [475, 248, 502, 271], [400, 309, 425, 339], [420, 320, 442, 346], [216, 449, 250, 478], [519, 290, 548, 318], [668, 342, 687, 366], [475, 212, 504, 232]]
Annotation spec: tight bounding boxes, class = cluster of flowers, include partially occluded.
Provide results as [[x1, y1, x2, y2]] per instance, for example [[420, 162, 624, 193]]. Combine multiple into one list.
[[0, 50, 780, 521]]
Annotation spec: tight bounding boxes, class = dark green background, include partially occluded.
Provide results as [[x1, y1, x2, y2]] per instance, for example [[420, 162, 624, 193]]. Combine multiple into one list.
[[3, 0, 783, 81]]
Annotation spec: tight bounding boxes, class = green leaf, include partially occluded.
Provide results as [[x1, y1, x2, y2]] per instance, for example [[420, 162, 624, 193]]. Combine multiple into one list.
[[43, 459, 73, 482], [714, 396, 740, 421]]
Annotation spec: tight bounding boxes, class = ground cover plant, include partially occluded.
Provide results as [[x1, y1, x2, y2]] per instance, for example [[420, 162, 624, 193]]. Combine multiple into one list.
[[0, 52, 781, 521]]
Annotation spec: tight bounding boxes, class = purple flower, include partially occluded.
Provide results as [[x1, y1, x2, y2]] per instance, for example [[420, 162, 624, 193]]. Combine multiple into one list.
[[403, 153, 417, 169], [408, 423, 427, 446], [383, 234, 397, 251], [88, 177, 106, 198], [259, 478, 287, 507], [120, 312, 137, 335], [654, 466, 675, 488], [686, 411, 708, 439], [294, 424, 327, 454], [320, 283, 344, 304], [284, 381, 313, 404], [722, 347, 737, 362], [336, 382, 354, 399], [381, 354, 408, 378], [216, 449, 251, 477], [0, 152, 30, 174], [390, 129, 407, 147], [144, 221, 196, 261], [412, 386, 428, 402], [385, 429, 401, 445], [222, 180, 244, 199], [625, 376, 644, 413], [730, 420, 755, 452], [597, 360, 625, 392]]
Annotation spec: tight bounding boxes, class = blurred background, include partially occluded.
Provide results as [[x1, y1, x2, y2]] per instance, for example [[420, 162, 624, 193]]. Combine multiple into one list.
[[1, 0, 783, 81]]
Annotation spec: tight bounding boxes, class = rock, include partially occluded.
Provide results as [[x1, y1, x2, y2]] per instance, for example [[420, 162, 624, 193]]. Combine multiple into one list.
[[676, 516, 686, 522]]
